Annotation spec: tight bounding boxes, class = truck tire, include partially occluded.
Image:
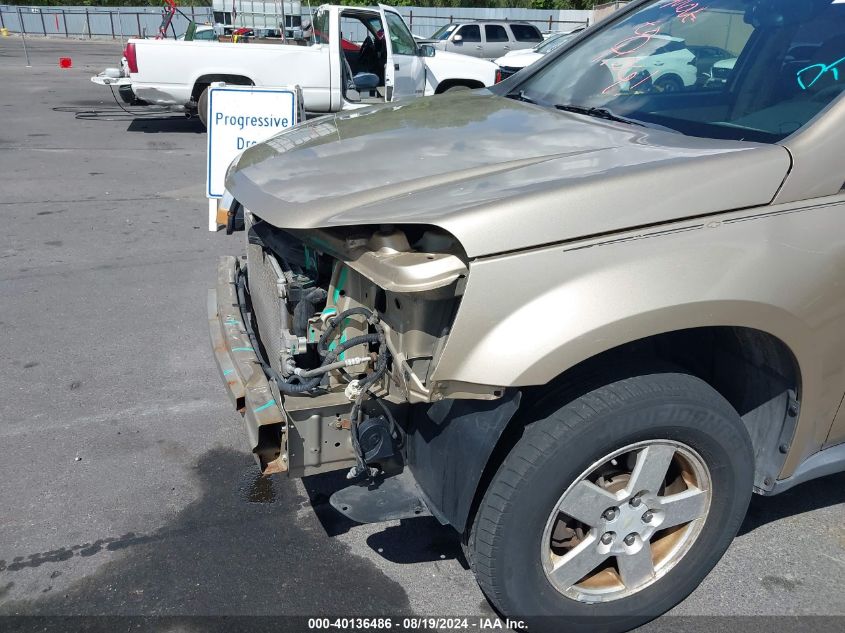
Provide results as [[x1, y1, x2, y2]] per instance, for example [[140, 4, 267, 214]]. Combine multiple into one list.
[[469, 371, 753, 633], [197, 87, 209, 128]]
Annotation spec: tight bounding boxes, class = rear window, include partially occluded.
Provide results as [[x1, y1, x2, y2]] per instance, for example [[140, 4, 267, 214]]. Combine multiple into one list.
[[311, 8, 330, 45], [536, 32, 573, 54], [458, 24, 481, 43], [486, 24, 509, 43], [510, 24, 543, 43]]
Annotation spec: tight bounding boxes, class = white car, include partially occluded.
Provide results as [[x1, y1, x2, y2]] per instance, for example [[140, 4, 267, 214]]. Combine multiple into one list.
[[495, 31, 578, 76], [602, 34, 698, 93]]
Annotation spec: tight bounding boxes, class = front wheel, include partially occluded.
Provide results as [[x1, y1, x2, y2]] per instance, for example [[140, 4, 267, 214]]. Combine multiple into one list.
[[654, 75, 684, 93], [469, 371, 753, 632]]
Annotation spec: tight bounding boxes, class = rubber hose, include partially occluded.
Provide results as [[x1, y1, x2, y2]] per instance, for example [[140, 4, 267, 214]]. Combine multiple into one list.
[[293, 287, 328, 337], [318, 307, 375, 356], [276, 333, 380, 394]]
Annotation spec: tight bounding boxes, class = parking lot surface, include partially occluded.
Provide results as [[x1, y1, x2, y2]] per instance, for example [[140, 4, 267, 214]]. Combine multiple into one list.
[[0, 37, 844, 629]]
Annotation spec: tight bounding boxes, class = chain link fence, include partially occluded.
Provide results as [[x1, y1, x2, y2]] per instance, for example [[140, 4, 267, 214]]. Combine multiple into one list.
[[0, 4, 591, 41], [0, 5, 213, 39]]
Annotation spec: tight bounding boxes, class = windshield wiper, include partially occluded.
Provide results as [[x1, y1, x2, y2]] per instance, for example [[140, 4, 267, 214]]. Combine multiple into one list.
[[554, 103, 644, 127], [505, 90, 536, 104]]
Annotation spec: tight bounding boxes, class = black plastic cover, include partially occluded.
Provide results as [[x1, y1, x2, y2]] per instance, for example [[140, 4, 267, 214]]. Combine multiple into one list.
[[405, 390, 521, 531]]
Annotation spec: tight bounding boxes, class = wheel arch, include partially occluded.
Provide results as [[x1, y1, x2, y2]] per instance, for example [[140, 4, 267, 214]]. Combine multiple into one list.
[[191, 74, 255, 102], [654, 72, 685, 88], [457, 325, 802, 540], [434, 79, 486, 94]]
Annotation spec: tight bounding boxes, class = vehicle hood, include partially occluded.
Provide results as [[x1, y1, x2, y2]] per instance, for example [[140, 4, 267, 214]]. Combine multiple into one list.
[[227, 91, 791, 258], [496, 52, 542, 68], [499, 48, 538, 59]]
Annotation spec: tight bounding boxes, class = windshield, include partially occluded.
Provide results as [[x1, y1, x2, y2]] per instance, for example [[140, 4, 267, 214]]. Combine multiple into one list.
[[535, 32, 574, 54], [515, 0, 845, 143], [430, 24, 458, 41]]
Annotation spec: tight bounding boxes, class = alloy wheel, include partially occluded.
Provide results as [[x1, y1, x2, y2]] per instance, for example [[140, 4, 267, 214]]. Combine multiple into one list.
[[540, 440, 712, 603]]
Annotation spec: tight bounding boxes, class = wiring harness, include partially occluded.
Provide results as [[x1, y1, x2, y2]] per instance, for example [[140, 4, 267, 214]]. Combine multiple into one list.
[[236, 267, 391, 478]]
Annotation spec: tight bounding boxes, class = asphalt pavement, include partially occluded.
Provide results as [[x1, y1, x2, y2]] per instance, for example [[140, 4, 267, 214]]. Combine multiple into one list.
[[0, 36, 843, 631]]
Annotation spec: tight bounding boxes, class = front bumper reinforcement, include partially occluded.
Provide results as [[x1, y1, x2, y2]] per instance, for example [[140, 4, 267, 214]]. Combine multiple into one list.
[[208, 255, 287, 473]]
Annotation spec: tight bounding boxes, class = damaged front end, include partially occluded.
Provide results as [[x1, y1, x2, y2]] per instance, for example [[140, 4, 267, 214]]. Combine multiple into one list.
[[209, 210, 501, 501]]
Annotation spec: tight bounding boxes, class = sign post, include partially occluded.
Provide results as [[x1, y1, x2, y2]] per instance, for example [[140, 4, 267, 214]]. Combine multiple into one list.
[[206, 83, 302, 231]]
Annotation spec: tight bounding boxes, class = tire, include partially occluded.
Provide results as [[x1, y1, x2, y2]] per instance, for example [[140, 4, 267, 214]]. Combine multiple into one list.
[[444, 84, 472, 93], [654, 75, 684, 93], [197, 87, 209, 128], [469, 371, 753, 633]]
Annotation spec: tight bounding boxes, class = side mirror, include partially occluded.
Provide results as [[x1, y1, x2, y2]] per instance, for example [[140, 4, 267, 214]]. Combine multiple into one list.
[[418, 44, 435, 58], [452, 34, 463, 43]]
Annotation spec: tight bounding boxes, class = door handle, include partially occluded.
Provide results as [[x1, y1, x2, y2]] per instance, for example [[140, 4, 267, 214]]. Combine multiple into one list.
[[475, 45, 482, 50], [504, 45, 510, 50], [394, 64, 400, 70]]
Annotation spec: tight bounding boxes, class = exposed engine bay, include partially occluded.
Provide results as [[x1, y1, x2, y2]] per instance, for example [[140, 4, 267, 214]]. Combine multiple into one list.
[[234, 210, 492, 480]]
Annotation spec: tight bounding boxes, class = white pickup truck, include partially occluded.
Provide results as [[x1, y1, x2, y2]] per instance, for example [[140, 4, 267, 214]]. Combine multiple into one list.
[[92, 4, 500, 125]]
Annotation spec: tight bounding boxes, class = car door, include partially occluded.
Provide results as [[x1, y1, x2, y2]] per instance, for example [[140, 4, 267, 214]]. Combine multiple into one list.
[[483, 24, 510, 60], [379, 5, 425, 101], [449, 24, 483, 57]]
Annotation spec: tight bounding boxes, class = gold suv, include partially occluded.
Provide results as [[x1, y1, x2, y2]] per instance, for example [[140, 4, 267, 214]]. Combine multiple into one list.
[[210, 0, 845, 629]]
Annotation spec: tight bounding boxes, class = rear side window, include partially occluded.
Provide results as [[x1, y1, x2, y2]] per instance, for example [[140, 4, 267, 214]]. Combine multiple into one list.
[[510, 24, 542, 43], [312, 8, 330, 45], [485, 25, 509, 43], [458, 24, 481, 43]]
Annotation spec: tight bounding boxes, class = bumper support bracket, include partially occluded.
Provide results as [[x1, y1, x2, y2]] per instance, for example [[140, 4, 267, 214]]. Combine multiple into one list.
[[209, 255, 287, 473]]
